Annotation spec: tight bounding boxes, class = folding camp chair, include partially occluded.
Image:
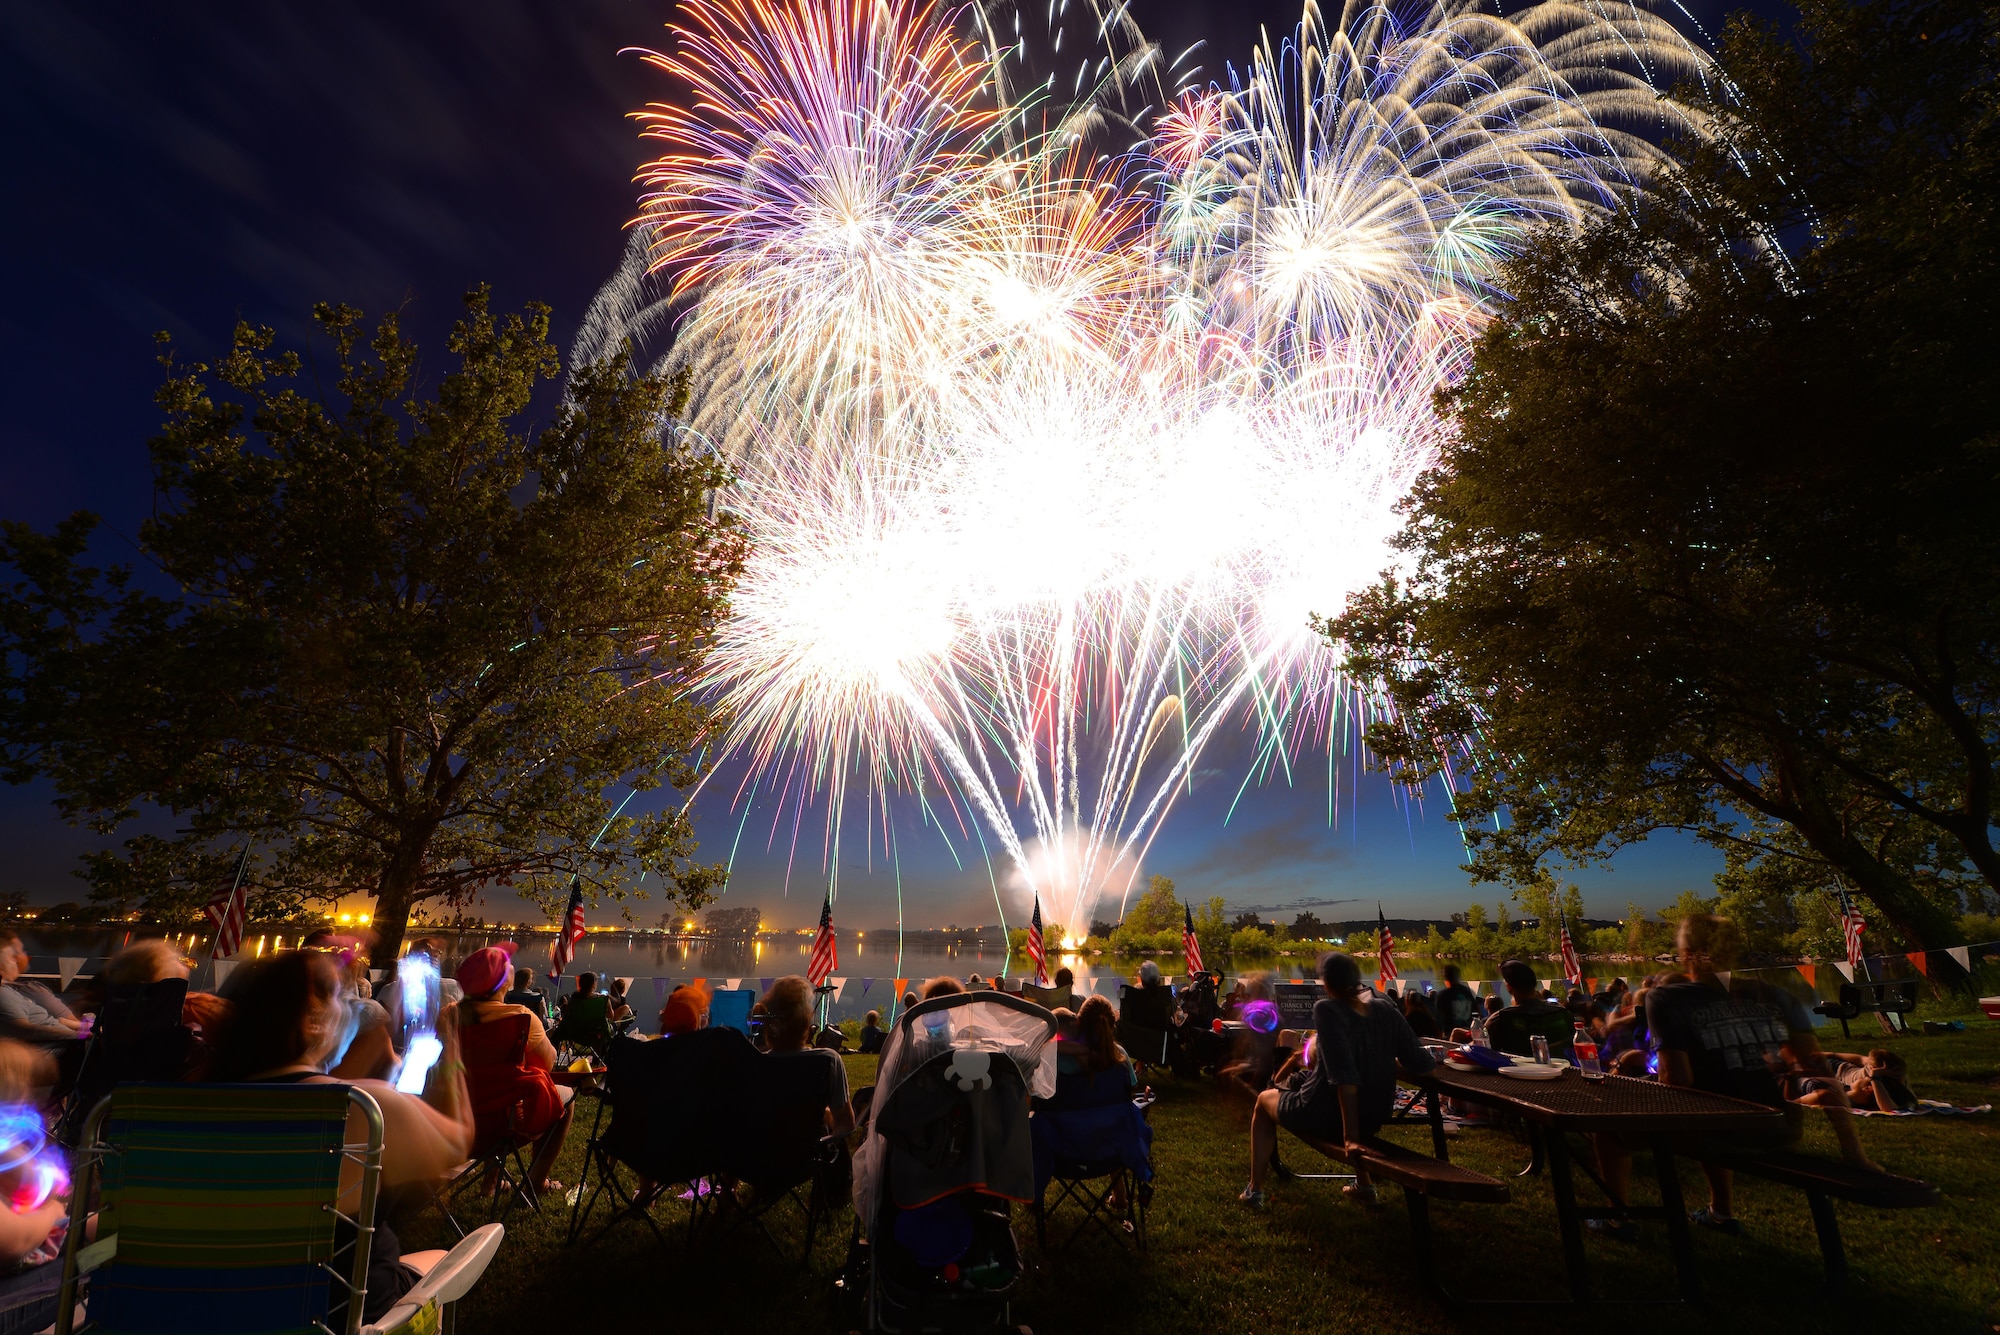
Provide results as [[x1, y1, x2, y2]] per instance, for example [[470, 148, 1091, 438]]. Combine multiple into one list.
[[57, 980, 194, 1145], [444, 1013, 567, 1229], [566, 1030, 757, 1250], [723, 1053, 844, 1265], [56, 1082, 501, 1335], [1031, 1067, 1154, 1255]]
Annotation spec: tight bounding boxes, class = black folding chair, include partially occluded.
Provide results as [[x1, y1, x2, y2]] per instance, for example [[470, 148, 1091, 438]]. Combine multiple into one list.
[[566, 1029, 757, 1249], [59, 978, 193, 1144], [725, 1052, 846, 1264]]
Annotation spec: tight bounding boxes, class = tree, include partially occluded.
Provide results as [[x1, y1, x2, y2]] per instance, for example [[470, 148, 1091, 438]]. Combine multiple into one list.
[[1193, 895, 1230, 962], [1291, 910, 1327, 941], [700, 905, 763, 937], [1230, 911, 1264, 932], [1121, 875, 1182, 935], [1332, 0, 1999, 965], [0, 291, 743, 964]]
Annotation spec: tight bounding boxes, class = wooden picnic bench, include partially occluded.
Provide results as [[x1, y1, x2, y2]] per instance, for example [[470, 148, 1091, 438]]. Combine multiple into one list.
[[1716, 1149, 1940, 1296], [1286, 1131, 1510, 1298]]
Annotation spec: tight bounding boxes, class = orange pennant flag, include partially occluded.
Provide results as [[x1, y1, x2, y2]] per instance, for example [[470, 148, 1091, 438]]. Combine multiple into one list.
[[1796, 963, 1816, 989], [691, 977, 707, 992], [892, 977, 910, 1003], [1908, 952, 1929, 977], [1584, 977, 1597, 994]]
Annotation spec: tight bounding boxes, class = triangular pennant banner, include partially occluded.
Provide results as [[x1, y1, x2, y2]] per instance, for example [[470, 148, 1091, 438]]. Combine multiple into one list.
[[691, 977, 707, 992], [1584, 978, 1597, 994], [57, 958, 86, 990], [860, 978, 874, 996], [369, 969, 386, 985], [891, 978, 910, 1003], [725, 978, 742, 991], [616, 977, 634, 996], [213, 959, 239, 986], [1796, 964, 1816, 989], [653, 977, 671, 1001], [1947, 946, 1971, 973], [831, 977, 847, 1001], [759, 977, 773, 993], [1834, 962, 1855, 982], [1715, 971, 1731, 988], [1908, 951, 1929, 977]]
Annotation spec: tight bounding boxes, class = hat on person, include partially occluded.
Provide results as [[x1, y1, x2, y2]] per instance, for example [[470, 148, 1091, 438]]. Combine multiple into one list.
[[659, 981, 711, 1036], [454, 942, 518, 998]]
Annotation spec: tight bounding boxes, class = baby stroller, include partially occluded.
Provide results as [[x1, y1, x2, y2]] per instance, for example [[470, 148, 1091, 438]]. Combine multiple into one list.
[[851, 991, 1057, 1332]]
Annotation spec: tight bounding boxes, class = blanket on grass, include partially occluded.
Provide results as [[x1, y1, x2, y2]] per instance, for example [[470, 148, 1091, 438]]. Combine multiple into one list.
[[1850, 1099, 1992, 1118]]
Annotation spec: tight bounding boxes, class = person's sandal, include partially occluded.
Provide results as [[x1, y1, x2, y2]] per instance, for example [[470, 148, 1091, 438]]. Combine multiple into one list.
[[1689, 1207, 1743, 1235], [1584, 1217, 1637, 1243], [1237, 1183, 1267, 1209], [1342, 1183, 1378, 1206]]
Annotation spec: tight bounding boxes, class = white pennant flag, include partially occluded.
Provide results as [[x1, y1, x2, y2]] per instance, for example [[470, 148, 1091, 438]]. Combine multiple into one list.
[[58, 958, 86, 990], [369, 969, 385, 985], [1715, 971, 1731, 988], [1947, 946, 1971, 973], [831, 977, 847, 1001], [213, 959, 239, 986], [1834, 962, 1855, 982], [1469, 979, 1483, 995], [616, 976, 634, 997], [725, 977, 742, 991]]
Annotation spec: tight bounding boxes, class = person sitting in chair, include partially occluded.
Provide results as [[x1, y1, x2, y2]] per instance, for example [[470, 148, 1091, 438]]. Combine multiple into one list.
[[503, 967, 549, 1023], [1483, 960, 1576, 1058], [1058, 996, 1134, 1086], [453, 943, 572, 1198], [606, 978, 636, 1031], [658, 982, 709, 1036], [210, 950, 474, 1327], [1242, 953, 1435, 1209], [549, 973, 613, 1054], [761, 976, 854, 1137], [1119, 961, 1175, 1031]]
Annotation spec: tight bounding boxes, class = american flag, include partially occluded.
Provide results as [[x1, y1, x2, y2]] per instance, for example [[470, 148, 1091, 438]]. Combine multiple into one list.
[[1376, 904, 1398, 987], [549, 874, 586, 980], [1558, 919, 1582, 988], [1836, 884, 1866, 970], [204, 849, 251, 960], [807, 889, 838, 987], [1182, 901, 1203, 974], [1025, 898, 1049, 986]]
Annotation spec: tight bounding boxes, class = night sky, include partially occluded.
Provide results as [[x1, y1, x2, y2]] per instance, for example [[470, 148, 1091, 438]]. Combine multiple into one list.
[[1, 0, 1764, 929]]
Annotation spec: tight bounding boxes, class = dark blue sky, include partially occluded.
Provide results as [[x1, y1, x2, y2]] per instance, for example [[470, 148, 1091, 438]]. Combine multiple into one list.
[[0, 0, 1762, 928]]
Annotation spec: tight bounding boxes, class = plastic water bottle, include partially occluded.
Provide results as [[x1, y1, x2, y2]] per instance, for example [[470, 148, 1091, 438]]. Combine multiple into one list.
[[1572, 1023, 1603, 1080], [1468, 1011, 1489, 1051]]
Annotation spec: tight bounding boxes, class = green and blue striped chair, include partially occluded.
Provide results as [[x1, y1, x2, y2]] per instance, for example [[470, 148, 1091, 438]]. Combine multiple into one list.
[[54, 1083, 401, 1335]]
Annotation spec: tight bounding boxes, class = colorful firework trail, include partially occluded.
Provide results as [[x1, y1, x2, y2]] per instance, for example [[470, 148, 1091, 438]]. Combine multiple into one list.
[[590, 0, 1711, 936]]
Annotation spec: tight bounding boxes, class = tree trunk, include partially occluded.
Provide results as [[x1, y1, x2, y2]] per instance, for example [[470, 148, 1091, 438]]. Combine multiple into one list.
[[369, 844, 428, 969], [1788, 794, 1973, 990]]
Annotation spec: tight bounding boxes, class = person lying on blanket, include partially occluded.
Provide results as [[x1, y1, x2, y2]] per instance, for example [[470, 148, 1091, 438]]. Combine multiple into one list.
[[1789, 1048, 1918, 1113]]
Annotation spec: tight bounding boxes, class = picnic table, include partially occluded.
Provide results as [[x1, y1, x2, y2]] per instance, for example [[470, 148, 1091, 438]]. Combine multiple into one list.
[[1408, 1063, 1785, 1304]]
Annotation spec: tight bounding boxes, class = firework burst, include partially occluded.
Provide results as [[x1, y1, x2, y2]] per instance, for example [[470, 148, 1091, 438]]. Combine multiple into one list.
[[605, 0, 1710, 935]]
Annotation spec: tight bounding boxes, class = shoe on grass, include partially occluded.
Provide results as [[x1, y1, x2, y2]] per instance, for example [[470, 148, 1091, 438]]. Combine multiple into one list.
[[1583, 1217, 1636, 1243], [1341, 1183, 1378, 1206], [1689, 1207, 1742, 1235], [1238, 1183, 1267, 1209]]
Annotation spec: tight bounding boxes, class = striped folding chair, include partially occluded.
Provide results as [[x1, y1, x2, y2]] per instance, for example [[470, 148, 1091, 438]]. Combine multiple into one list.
[[53, 1082, 424, 1335]]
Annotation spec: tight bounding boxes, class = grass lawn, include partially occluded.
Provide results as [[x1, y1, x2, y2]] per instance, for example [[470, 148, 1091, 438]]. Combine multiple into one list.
[[406, 1021, 2000, 1333]]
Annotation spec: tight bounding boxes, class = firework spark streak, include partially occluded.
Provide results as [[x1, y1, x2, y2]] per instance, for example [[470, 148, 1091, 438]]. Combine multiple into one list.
[[596, 0, 1710, 936]]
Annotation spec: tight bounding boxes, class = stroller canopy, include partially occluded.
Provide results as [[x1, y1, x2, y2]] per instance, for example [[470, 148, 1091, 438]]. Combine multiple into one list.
[[855, 992, 1058, 1229]]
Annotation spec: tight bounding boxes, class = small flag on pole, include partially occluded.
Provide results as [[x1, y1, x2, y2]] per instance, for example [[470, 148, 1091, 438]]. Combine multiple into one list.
[[807, 890, 838, 988], [1558, 919, 1582, 989], [549, 874, 586, 980], [1025, 898, 1049, 986], [1836, 885, 1866, 973], [1183, 902, 1204, 975], [205, 849, 252, 961], [1376, 905, 1398, 988]]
